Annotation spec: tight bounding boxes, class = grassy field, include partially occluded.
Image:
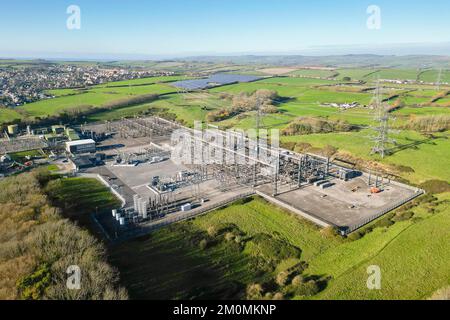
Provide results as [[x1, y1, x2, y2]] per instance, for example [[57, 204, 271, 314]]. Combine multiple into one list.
[[288, 69, 337, 79], [109, 193, 449, 300], [45, 177, 121, 226], [109, 197, 339, 300], [309, 192, 450, 299], [365, 69, 421, 81], [0, 76, 184, 124], [418, 70, 450, 83], [8, 149, 44, 162], [281, 130, 450, 184], [335, 68, 376, 81], [0, 108, 22, 123], [92, 75, 189, 87], [19, 83, 177, 118], [110, 225, 254, 300]]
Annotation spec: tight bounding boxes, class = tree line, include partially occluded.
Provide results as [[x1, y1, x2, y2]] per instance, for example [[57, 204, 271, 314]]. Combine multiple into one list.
[[0, 169, 127, 300], [207, 90, 279, 122]]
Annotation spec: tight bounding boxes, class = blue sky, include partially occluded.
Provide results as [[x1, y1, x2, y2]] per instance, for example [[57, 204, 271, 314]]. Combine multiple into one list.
[[0, 0, 449, 58]]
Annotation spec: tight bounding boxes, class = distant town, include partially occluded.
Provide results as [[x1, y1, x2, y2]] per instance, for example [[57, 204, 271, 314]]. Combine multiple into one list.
[[0, 62, 174, 107]]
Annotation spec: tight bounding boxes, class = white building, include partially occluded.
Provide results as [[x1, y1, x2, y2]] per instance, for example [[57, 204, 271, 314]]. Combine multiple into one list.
[[66, 139, 96, 154]]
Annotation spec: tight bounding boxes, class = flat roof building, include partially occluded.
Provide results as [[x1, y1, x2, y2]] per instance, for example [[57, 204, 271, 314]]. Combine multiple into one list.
[[66, 139, 96, 154], [70, 155, 95, 171]]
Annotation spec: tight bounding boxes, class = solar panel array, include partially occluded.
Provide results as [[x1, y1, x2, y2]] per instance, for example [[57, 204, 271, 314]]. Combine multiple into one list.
[[172, 73, 262, 90]]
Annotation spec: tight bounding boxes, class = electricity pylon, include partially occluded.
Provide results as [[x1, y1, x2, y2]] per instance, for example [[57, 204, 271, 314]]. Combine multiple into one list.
[[370, 80, 397, 159], [436, 68, 442, 91]]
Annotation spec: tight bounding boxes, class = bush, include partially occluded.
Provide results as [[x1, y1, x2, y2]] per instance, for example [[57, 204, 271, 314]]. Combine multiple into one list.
[[264, 292, 273, 300], [276, 271, 289, 287], [294, 142, 312, 153], [248, 234, 301, 272], [273, 292, 284, 300], [403, 115, 450, 132], [246, 283, 264, 300], [207, 89, 280, 122], [420, 180, 450, 194], [294, 280, 321, 297], [347, 231, 363, 241], [373, 216, 394, 229], [291, 275, 305, 286], [199, 239, 209, 250], [224, 232, 235, 242], [207, 226, 218, 237], [282, 117, 354, 136], [392, 211, 414, 222], [16, 263, 52, 300]]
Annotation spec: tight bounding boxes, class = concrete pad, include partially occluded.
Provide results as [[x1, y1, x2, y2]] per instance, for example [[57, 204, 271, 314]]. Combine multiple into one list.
[[257, 177, 419, 230]]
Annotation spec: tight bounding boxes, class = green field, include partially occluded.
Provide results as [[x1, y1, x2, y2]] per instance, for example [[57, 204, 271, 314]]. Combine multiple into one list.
[[9, 149, 44, 162], [310, 193, 450, 300], [19, 83, 178, 118], [288, 69, 337, 79], [46, 177, 121, 217], [365, 69, 421, 81], [110, 193, 449, 300], [0, 76, 186, 124], [0, 108, 22, 123], [335, 68, 376, 81], [281, 130, 450, 184], [92, 75, 189, 87], [418, 70, 450, 83]]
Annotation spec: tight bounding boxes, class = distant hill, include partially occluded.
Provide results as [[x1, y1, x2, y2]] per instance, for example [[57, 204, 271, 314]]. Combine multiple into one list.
[[175, 54, 450, 69]]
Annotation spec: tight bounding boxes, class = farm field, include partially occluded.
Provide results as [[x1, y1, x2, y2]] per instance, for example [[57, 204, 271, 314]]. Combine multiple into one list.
[[288, 69, 337, 79], [0, 107, 22, 123], [335, 68, 376, 81], [17, 81, 178, 119], [365, 69, 421, 81], [92, 75, 189, 87], [0, 76, 186, 123], [2, 70, 447, 127], [281, 130, 450, 184], [418, 70, 450, 84]]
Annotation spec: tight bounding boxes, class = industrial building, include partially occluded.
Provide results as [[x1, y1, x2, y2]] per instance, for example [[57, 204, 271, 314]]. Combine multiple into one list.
[[77, 116, 423, 241], [66, 139, 96, 154]]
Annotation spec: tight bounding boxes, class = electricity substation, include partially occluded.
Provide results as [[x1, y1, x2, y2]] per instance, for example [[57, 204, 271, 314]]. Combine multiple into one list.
[[75, 116, 423, 240]]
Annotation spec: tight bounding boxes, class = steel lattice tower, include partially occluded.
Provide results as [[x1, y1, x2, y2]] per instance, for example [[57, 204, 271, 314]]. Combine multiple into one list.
[[370, 80, 396, 159]]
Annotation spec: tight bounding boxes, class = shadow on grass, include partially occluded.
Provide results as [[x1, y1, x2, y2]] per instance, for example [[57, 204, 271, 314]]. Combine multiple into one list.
[[386, 134, 447, 156]]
